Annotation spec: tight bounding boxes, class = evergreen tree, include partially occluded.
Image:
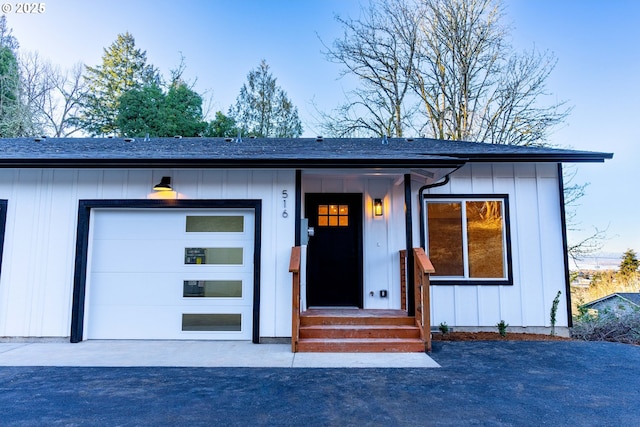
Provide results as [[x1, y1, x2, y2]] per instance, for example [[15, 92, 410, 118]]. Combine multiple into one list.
[[204, 111, 238, 137], [117, 80, 206, 138], [0, 46, 22, 136], [0, 15, 33, 136], [116, 82, 165, 137], [162, 80, 206, 137], [619, 249, 639, 276], [229, 60, 302, 137], [80, 32, 158, 136]]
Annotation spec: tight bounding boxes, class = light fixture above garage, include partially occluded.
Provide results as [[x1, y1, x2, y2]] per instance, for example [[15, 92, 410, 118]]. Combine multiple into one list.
[[153, 176, 172, 191], [373, 198, 383, 217]]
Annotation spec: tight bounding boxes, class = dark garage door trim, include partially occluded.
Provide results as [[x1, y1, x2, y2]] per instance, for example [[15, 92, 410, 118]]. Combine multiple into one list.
[[71, 199, 262, 343], [0, 200, 7, 278]]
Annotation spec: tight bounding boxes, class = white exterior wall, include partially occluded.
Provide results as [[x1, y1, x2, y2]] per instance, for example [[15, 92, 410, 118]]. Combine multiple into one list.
[[0, 163, 569, 338], [425, 163, 569, 329], [0, 168, 296, 338]]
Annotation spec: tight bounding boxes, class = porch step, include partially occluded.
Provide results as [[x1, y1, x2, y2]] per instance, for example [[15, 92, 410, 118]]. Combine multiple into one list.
[[299, 325, 420, 339], [296, 309, 425, 352], [296, 338, 426, 353], [300, 310, 416, 326]]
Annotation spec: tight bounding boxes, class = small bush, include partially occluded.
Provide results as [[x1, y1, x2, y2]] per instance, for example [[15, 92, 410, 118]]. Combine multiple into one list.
[[550, 291, 561, 336], [439, 322, 449, 334], [571, 310, 640, 345], [496, 320, 508, 337]]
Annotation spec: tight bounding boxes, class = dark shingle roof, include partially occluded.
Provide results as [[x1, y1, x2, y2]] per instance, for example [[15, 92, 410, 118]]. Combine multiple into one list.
[[618, 293, 640, 306], [0, 137, 613, 168], [582, 293, 640, 308]]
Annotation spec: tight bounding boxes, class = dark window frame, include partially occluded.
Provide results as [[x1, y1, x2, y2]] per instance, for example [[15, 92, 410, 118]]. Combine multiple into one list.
[[70, 199, 262, 343], [0, 200, 7, 278], [423, 194, 513, 286]]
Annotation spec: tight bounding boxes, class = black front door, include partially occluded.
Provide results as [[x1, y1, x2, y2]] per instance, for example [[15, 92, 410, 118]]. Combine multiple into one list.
[[305, 193, 363, 307]]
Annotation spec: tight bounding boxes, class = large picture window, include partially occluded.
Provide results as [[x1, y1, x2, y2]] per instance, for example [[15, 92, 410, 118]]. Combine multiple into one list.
[[424, 195, 512, 285]]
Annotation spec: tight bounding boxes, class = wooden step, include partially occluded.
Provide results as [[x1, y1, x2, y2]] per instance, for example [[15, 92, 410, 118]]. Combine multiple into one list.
[[299, 325, 420, 339], [300, 314, 416, 327], [296, 338, 426, 353]]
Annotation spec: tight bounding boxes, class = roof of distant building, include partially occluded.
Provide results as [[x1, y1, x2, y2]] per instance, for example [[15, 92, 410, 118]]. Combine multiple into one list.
[[582, 293, 640, 309]]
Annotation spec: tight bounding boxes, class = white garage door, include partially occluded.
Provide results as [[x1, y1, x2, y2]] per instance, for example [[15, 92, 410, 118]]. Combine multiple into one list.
[[86, 208, 255, 340]]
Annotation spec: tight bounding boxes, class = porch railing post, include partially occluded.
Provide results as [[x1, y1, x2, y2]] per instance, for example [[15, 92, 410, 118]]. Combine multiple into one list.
[[289, 246, 302, 352], [413, 248, 435, 352]]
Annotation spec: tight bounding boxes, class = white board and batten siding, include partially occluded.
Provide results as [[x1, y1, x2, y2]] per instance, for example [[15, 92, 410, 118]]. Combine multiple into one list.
[[425, 163, 568, 329], [0, 168, 296, 339]]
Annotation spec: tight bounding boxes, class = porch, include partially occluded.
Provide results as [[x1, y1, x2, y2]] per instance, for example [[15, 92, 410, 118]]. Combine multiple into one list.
[[289, 247, 435, 353]]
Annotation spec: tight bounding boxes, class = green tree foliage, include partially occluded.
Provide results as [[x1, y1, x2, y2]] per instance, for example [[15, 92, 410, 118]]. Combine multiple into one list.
[[229, 60, 302, 137], [162, 80, 206, 137], [0, 16, 32, 137], [619, 249, 639, 276], [117, 80, 206, 138], [0, 46, 22, 136], [80, 32, 158, 136], [204, 111, 238, 137], [116, 82, 165, 137]]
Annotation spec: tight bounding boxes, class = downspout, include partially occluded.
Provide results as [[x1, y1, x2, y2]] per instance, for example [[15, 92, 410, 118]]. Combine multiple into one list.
[[557, 163, 574, 328]]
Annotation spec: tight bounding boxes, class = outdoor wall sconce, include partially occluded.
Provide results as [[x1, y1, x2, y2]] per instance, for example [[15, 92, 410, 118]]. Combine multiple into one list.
[[373, 198, 383, 217], [153, 176, 172, 191]]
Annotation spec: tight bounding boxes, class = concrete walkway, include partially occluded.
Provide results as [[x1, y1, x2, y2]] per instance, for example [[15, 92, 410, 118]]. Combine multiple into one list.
[[0, 340, 440, 368]]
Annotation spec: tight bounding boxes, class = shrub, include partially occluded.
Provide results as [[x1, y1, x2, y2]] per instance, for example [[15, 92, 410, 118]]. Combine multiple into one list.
[[439, 322, 449, 334], [550, 291, 561, 336], [496, 320, 508, 337], [571, 310, 640, 345]]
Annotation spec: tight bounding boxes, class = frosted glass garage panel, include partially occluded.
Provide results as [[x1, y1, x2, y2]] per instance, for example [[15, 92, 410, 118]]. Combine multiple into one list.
[[184, 248, 243, 265], [186, 216, 244, 232], [182, 314, 241, 331], [183, 280, 243, 298]]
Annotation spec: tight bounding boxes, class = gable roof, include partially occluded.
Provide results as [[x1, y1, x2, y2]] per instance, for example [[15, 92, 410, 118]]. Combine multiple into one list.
[[582, 293, 640, 309], [0, 137, 613, 168]]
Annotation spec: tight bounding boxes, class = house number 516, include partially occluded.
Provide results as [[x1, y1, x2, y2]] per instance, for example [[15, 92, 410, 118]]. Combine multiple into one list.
[[282, 190, 289, 218]]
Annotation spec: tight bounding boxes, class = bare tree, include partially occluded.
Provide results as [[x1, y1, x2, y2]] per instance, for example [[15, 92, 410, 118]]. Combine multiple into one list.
[[412, 0, 570, 144], [320, 0, 419, 137], [563, 166, 607, 266], [323, 0, 570, 144], [20, 52, 86, 137]]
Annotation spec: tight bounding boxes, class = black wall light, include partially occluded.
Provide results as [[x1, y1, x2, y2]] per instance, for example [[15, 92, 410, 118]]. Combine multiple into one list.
[[153, 176, 172, 191]]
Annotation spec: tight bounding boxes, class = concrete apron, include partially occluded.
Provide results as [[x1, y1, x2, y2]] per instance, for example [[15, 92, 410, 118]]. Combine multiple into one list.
[[0, 341, 440, 368]]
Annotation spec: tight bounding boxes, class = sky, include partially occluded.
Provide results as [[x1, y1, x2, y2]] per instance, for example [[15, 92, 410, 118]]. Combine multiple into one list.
[[5, 0, 639, 256]]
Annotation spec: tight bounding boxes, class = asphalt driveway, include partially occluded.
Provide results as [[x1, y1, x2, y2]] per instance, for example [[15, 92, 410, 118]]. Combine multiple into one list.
[[1, 341, 639, 426]]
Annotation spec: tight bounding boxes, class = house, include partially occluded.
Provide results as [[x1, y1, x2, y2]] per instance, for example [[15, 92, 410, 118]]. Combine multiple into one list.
[[0, 137, 612, 351], [581, 293, 640, 317]]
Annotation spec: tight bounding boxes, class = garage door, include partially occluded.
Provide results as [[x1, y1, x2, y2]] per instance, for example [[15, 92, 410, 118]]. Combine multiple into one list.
[[86, 208, 255, 340]]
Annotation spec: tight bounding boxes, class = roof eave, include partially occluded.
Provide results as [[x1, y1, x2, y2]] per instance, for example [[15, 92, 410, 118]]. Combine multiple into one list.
[[0, 158, 468, 169]]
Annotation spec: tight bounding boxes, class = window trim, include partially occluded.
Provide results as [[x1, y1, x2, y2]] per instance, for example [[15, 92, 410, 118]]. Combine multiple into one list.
[[423, 194, 513, 286]]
